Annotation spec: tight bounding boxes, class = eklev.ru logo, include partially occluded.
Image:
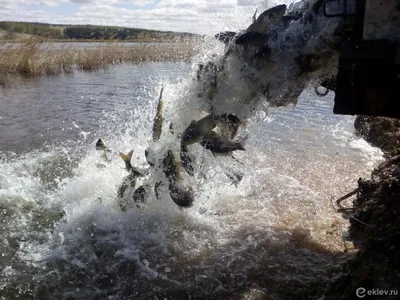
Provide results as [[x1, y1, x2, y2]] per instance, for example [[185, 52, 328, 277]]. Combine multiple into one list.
[[356, 287, 398, 298]]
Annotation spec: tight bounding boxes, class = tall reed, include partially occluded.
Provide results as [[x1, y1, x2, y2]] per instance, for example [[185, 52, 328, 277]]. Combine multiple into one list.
[[0, 40, 202, 77]]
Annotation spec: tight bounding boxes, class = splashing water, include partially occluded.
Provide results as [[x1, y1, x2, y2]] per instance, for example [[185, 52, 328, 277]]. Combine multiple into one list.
[[0, 2, 385, 300]]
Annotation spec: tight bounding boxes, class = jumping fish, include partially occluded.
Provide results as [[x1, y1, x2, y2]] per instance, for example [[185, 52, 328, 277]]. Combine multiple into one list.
[[95, 138, 111, 162], [200, 131, 246, 154], [181, 114, 217, 146], [119, 150, 145, 177], [117, 172, 137, 199], [246, 4, 287, 33], [196, 61, 219, 101], [152, 86, 164, 142], [162, 150, 180, 182], [132, 185, 146, 208], [180, 152, 194, 176], [144, 149, 155, 167], [117, 150, 146, 201], [216, 113, 245, 139], [95, 138, 109, 151], [161, 150, 195, 208], [168, 182, 194, 208]]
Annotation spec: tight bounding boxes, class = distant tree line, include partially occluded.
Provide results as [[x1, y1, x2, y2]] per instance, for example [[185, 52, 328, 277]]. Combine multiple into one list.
[[0, 21, 198, 41], [0, 22, 64, 38], [63, 26, 173, 40]]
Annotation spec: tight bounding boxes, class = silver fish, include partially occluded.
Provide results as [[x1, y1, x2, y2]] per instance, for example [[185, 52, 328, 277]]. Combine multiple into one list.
[[96, 138, 111, 162], [200, 131, 246, 154], [119, 150, 145, 177], [168, 182, 194, 208], [152, 86, 164, 142], [132, 185, 146, 208], [246, 4, 287, 33], [181, 114, 217, 146]]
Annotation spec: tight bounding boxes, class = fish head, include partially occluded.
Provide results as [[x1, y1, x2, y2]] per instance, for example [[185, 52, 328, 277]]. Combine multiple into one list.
[[95, 138, 108, 151]]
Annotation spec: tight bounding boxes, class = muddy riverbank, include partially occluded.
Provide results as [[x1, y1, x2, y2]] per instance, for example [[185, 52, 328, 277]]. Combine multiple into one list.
[[324, 116, 400, 300]]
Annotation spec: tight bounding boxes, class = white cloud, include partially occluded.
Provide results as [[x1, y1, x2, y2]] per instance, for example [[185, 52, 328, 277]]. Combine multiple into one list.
[[0, 0, 70, 8], [0, 0, 297, 34], [125, 0, 156, 6], [69, 0, 93, 3], [237, 0, 263, 6]]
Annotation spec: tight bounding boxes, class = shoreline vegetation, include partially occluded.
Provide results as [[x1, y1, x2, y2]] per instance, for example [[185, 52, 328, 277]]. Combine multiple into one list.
[[0, 40, 203, 86], [0, 21, 201, 42], [0, 21, 204, 87]]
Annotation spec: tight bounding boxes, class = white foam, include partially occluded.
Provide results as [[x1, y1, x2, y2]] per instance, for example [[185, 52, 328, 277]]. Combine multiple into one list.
[[0, 2, 387, 296]]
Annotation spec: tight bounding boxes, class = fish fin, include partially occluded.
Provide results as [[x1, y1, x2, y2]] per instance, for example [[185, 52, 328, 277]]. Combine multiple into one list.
[[119, 150, 133, 163], [127, 150, 134, 161], [152, 86, 164, 141], [119, 152, 128, 162], [252, 8, 257, 22]]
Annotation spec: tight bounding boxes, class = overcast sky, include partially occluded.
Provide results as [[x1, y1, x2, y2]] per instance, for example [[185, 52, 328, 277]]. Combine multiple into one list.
[[0, 0, 293, 35]]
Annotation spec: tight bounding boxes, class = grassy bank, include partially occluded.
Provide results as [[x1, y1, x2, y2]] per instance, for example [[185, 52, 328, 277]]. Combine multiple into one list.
[[0, 41, 202, 81]]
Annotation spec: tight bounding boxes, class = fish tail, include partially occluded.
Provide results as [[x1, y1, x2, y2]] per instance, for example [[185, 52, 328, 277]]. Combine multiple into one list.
[[252, 8, 257, 22], [119, 150, 133, 170]]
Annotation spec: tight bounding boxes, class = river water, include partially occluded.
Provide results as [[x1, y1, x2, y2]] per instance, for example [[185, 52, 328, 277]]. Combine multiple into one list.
[[0, 57, 383, 299]]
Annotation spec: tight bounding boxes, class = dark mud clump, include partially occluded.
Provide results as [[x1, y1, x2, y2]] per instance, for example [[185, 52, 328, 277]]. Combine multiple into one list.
[[354, 116, 400, 155], [324, 117, 400, 299]]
